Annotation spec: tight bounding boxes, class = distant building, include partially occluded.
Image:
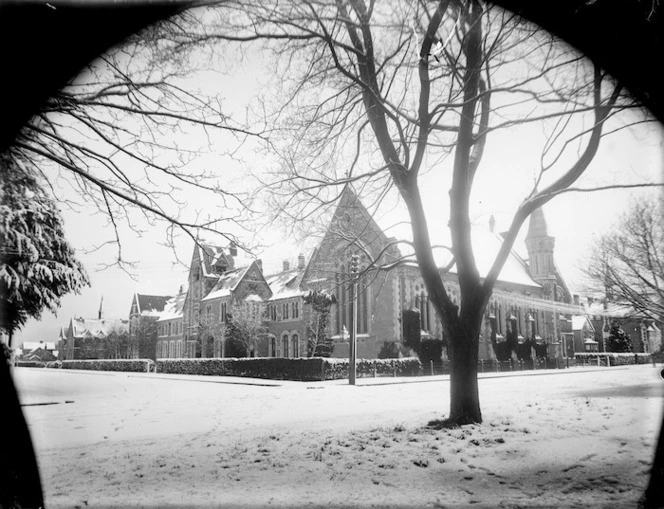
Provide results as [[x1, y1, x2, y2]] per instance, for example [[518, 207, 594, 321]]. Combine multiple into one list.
[[585, 297, 662, 353], [59, 316, 129, 360], [20, 341, 58, 361]]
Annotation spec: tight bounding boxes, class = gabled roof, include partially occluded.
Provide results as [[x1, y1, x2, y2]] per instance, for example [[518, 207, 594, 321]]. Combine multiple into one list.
[[69, 317, 128, 338], [326, 185, 401, 260], [572, 315, 595, 332], [23, 341, 57, 352], [134, 294, 172, 316], [585, 300, 642, 318], [202, 265, 252, 301], [266, 267, 307, 301], [429, 229, 541, 288], [156, 292, 187, 322], [197, 243, 255, 279]]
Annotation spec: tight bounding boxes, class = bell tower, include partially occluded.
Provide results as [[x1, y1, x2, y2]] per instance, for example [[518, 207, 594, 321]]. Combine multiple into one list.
[[525, 207, 557, 299]]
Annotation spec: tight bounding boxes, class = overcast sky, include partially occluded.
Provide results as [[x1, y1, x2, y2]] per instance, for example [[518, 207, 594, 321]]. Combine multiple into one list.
[[13, 9, 664, 347]]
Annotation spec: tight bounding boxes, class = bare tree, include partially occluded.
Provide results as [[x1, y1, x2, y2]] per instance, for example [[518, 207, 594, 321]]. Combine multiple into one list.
[[171, 0, 659, 425], [585, 197, 663, 322], [225, 299, 269, 357], [5, 12, 264, 270]]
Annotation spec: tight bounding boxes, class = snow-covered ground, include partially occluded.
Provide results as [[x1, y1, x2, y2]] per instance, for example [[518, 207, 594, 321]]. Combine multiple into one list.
[[12, 365, 664, 508]]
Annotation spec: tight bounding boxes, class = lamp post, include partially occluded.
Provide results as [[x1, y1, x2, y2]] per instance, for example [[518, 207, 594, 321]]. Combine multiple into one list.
[[349, 254, 359, 385]]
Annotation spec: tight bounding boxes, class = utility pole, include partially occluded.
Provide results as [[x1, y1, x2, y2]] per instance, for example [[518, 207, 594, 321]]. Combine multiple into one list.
[[349, 254, 359, 385]]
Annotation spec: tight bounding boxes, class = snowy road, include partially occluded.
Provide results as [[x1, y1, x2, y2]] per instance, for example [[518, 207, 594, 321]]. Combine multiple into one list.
[[11, 365, 664, 508]]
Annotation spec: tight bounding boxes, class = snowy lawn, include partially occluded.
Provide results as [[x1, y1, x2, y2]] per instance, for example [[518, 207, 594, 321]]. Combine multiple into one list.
[[13, 365, 664, 508]]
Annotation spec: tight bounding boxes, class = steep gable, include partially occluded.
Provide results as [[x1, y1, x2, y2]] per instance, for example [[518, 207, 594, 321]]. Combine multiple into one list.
[[136, 294, 171, 316], [202, 260, 272, 302]]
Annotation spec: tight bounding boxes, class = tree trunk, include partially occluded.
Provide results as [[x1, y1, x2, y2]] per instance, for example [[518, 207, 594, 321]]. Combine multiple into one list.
[[641, 410, 664, 508], [448, 322, 482, 424]]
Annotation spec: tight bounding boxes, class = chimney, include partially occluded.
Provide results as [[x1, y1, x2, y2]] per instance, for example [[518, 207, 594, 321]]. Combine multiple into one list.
[[298, 253, 305, 269], [229, 242, 238, 257], [283, 260, 290, 271], [573, 294, 579, 306], [179, 285, 184, 295], [489, 215, 496, 234], [587, 296, 593, 307], [98, 295, 104, 320], [256, 259, 263, 272]]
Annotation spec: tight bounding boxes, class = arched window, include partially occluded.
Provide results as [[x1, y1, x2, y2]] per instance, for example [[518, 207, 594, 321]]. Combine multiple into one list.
[[270, 336, 277, 357], [282, 333, 289, 358], [292, 334, 299, 358]]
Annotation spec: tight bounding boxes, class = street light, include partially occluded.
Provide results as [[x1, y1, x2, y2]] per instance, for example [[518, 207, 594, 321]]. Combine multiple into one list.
[[349, 254, 359, 386]]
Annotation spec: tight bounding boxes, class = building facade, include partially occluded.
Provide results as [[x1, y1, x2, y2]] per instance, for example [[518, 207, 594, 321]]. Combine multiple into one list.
[[154, 186, 584, 361]]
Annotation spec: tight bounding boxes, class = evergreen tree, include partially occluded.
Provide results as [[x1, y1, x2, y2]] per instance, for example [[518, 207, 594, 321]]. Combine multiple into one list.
[[304, 290, 335, 357], [401, 309, 422, 355], [0, 155, 89, 346], [607, 323, 632, 352]]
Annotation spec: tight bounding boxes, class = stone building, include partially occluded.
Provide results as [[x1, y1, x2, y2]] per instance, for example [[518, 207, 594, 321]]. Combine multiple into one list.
[[128, 293, 171, 359], [585, 298, 662, 354], [155, 186, 579, 361], [155, 290, 186, 359], [59, 316, 129, 360]]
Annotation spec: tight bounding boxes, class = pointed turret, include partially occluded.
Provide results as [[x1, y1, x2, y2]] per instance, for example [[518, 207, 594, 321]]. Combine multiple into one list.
[[525, 207, 556, 280], [525, 207, 550, 241]]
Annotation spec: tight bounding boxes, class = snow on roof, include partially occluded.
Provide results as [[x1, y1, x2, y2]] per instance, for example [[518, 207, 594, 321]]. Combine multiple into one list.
[[70, 317, 128, 338], [244, 294, 263, 302], [201, 265, 252, 302], [427, 228, 540, 288], [198, 243, 256, 279], [572, 315, 593, 331], [584, 300, 636, 318], [136, 294, 171, 315], [156, 292, 187, 322], [23, 341, 57, 351], [265, 268, 306, 301]]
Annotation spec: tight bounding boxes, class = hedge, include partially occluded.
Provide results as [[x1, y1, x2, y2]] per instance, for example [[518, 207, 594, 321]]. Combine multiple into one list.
[[322, 357, 421, 380], [59, 359, 154, 372], [157, 358, 325, 381], [15, 361, 45, 368], [575, 352, 653, 366], [156, 357, 422, 381]]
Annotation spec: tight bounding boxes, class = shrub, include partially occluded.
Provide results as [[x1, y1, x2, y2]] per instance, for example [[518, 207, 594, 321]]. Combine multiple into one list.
[[574, 352, 652, 366], [59, 359, 154, 372], [377, 341, 401, 359], [15, 361, 45, 368]]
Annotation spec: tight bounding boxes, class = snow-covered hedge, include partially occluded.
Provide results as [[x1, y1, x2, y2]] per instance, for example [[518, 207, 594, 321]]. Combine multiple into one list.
[[156, 358, 326, 381], [322, 357, 421, 380], [575, 352, 653, 366], [59, 359, 154, 372], [155, 357, 422, 381]]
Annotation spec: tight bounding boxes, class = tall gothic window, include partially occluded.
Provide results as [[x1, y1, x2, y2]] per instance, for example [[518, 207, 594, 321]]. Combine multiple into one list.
[[282, 333, 289, 358], [292, 334, 299, 358]]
